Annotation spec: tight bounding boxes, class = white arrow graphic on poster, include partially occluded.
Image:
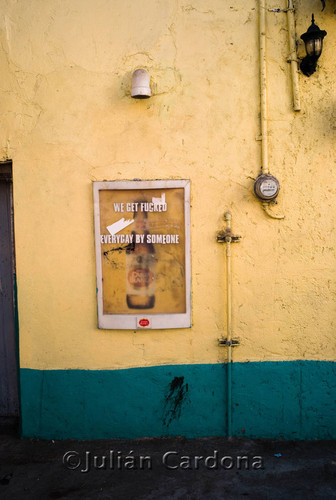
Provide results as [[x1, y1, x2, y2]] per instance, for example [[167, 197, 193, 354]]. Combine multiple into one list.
[[106, 218, 134, 236]]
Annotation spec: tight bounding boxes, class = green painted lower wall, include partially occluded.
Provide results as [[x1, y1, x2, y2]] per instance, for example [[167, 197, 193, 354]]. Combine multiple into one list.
[[20, 361, 336, 440]]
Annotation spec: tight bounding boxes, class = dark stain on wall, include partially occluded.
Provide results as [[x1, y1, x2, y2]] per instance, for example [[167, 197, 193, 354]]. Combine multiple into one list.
[[163, 376, 189, 427]]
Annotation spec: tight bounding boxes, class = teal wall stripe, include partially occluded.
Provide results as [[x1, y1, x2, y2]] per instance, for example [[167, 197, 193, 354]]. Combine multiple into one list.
[[231, 361, 336, 439], [20, 361, 336, 440]]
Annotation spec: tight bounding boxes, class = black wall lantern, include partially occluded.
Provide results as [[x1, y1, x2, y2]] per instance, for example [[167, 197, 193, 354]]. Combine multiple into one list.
[[300, 14, 327, 77]]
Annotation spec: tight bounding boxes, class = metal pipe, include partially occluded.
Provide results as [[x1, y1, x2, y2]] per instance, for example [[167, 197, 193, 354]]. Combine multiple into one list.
[[224, 212, 232, 358], [287, 0, 301, 111], [217, 214, 241, 437], [224, 211, 233, 437], [259, 0, 269, 174], [258, 1, 285, 220], [262, 201, 285, 219]]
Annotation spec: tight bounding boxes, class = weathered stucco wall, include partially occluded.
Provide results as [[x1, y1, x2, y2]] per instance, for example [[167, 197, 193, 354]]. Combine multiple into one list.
[[1, 0, 335, 439], [1, 0, 335, 370]]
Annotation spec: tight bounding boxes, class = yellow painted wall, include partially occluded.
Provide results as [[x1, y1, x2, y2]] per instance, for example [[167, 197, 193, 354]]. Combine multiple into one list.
[[1, 0, 335, 370]]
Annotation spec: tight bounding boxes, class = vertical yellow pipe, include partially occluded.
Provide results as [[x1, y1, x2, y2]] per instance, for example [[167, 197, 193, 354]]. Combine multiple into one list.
[[258, 1, 286, 219], [259, 0, 269, 173], [225, 212, 232, 359], [224, 211, 232, 437], [287, 0, 301, 111]]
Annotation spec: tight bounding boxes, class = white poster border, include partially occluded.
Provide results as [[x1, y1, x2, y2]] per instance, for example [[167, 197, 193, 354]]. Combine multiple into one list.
[[93, 179, 191, 330]]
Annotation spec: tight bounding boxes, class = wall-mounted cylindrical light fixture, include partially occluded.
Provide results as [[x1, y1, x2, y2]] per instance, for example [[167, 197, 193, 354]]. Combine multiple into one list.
[[131, 69, 151, 99], [300, 14, 327, 77]]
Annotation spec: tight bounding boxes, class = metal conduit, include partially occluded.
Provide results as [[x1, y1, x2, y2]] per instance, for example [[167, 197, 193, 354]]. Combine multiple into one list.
[[217, 213, 241, 438], [259, 0, 269, 174], [287, 0, 301, 111]]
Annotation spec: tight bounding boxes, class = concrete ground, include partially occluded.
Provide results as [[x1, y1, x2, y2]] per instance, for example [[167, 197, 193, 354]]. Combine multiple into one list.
[[0, 427, 335, 499]]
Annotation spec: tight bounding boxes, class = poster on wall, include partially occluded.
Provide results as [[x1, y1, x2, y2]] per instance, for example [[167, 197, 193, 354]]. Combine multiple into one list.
[[93, 180, 191, 329]]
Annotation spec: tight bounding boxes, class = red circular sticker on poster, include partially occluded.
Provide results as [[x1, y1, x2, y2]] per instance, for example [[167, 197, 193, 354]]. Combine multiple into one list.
[[139, 318, 150, 328]]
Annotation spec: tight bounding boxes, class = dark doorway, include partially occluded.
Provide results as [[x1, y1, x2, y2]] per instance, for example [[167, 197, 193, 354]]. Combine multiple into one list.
[[0, 161, 19, 430]]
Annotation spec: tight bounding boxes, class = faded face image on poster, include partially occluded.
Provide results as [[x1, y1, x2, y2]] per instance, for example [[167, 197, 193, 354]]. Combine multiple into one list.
[[93, 180, 191, 329]]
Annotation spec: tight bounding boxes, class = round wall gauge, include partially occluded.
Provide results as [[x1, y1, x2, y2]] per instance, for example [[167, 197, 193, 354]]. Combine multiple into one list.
[[254, 173, 280, 201]]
